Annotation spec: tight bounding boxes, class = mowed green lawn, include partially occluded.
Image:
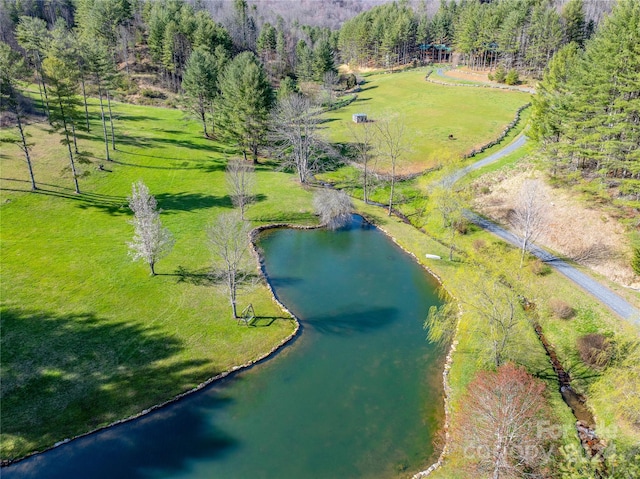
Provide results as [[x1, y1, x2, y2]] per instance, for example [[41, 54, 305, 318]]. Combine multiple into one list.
[[1, 74, 530, 462], [324, 67, 530, 173], [0, 97, 316, 460]]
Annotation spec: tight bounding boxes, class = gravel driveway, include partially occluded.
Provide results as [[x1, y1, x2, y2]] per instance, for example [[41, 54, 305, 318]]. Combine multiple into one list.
[[443, 135, 640, 324]]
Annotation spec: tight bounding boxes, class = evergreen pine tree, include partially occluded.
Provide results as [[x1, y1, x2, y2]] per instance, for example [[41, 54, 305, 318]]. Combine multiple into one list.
[[43, 55, 82, 193], [313, 39, 336, 81], [0, 42, 37, 190], [561, 0, 640, 176], [15, 16, 51, 119], [182, 48, 218, 138], [295, 40, 314, 82], [562, 0, 586, 48], [217, 52, 274, 163], [632, 247, 640, 276], [529, 43, 580, 157]]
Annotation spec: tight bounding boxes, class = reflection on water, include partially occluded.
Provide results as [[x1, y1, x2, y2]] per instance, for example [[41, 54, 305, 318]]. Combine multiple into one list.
[[4, 215, 444, 479]]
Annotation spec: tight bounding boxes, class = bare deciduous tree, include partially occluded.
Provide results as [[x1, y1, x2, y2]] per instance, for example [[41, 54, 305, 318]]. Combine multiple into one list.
[[226, 158, 255, 220], [375, 115, 407, 216], [430, 185, 469, 261], [207, 212, 251, 319], [452, 253, 525, 368], [476, 283, 520, 369], [453, 363, 552, 479], [271, 93, 326, 183], [313, 188, 353, 230], [127, 181, 175, 276], [347, 121, 378, 204], [321, 70, 339, 106], [511, 179, 548, 268]]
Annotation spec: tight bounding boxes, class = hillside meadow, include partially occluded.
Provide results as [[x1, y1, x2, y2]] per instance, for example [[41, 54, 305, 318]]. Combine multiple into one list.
[[4, 68, 630, 473], [323, 67, 531, 174], [0, 96, 315, 459]]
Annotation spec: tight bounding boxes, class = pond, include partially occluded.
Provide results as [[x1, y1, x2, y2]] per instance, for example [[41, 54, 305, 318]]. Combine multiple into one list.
[[4, 215, 444, 479]]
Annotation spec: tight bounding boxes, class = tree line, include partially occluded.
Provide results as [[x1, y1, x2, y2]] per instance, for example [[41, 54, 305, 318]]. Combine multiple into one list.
[[530, 0, 640, 199], [339, 0, 612, 77]]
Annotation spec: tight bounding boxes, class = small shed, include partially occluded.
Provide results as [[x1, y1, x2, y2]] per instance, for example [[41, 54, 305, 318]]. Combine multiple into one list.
[[352, 113, 367, 123]]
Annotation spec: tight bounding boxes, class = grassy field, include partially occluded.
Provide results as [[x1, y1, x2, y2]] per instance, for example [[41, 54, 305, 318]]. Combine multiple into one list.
[[0, 96, 316, 460], [2, 72, 636, 473], [323, 67, 531, 173]]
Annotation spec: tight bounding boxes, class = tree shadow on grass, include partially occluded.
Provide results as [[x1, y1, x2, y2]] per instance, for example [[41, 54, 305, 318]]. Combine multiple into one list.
[[170, 266, 216, 286], [0, 180, 238, 216], [0, 307, 223, 466], [115, 133, 230, 156], [0, 182, 130, 216], [318, 117, 340, 124], [111, 154, 226, 172], [250, 211, 314, 223], [156, 192, 237, 213], [153, 136, 229, 154], [116, 114, 164, 123], [167, 266, 263, 288]]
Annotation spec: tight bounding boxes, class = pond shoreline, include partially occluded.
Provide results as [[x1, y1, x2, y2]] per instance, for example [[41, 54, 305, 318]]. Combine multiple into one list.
[[359, 212, 457, 478], [1, 222, 317, 469], [3, 218, 451, 479]]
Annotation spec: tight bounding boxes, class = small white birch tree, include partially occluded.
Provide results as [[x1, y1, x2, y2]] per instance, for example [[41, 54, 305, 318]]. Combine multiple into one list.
[[127, 181, 174, 276], [511, 179, 548, 267], [313, 188, 353, 230], [226, 158, 255, 220], [207, 212, 251, 319]]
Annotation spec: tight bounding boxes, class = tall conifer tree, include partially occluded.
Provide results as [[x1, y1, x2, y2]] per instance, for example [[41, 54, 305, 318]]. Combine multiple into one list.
[[217, 52, 274, 163]]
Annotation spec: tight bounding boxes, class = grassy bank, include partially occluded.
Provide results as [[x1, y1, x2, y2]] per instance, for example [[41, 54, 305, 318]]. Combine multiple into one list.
[[0, 98, 316, 460], [355, 200, 638, 477]]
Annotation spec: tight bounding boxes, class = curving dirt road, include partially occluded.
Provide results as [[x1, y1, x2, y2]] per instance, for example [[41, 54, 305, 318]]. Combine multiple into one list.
[[444, 135, 640, 324]]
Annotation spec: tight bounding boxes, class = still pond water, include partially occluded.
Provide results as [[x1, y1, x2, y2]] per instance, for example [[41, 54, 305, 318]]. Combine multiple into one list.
[[5, 216, 444, 479]]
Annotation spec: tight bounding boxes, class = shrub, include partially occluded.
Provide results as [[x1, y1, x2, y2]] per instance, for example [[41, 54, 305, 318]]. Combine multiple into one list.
[[577, 333, 611, 369], [141, 88, 166, 99], [493, 65, 507, 83], [487, 72, 494, 81], [454, 218, 469, 234], [505, 68, 520, 85], [549, 298, 574, 319], [341, 73, 357, 90], [530, 259, 552, 276]]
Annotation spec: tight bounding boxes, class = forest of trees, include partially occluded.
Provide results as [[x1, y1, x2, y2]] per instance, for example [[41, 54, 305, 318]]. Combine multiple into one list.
[[1, 0, 635, 195], [530, 0, 640, 199], [338, 0, 616, 76]]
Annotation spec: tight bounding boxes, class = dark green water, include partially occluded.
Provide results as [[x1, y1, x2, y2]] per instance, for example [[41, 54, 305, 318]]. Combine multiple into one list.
[[4, 216, 444, 479]]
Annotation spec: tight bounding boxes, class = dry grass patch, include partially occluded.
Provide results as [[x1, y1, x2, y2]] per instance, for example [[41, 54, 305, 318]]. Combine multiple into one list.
[[473, 167, 640, 291]]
